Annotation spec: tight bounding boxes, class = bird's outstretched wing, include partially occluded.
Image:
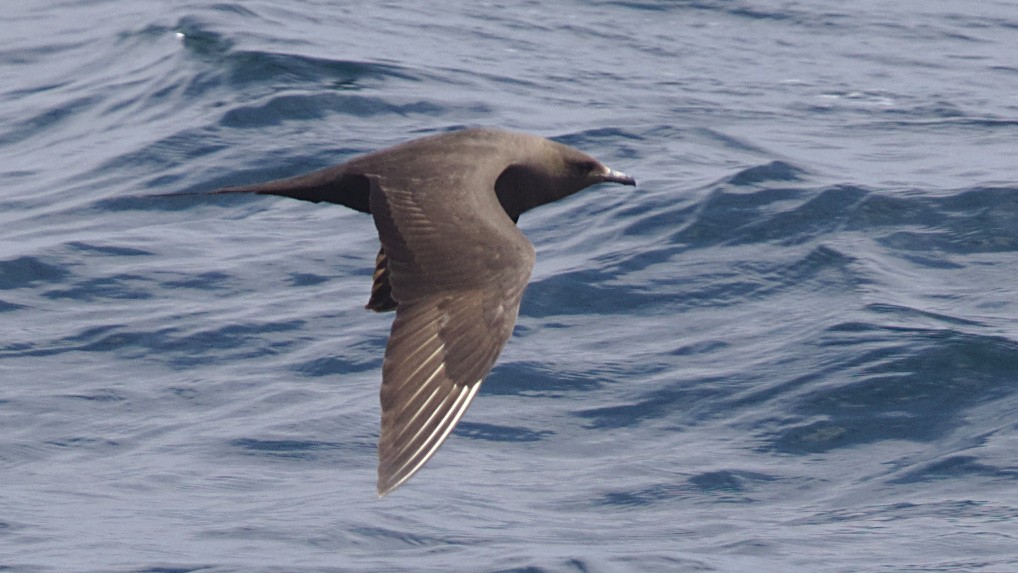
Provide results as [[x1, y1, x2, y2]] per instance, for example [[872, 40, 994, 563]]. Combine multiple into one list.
[[368, 175, 535, 496]]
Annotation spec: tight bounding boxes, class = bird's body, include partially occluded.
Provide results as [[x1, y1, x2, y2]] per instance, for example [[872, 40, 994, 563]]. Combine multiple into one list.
[[211, 128, 635, 495]]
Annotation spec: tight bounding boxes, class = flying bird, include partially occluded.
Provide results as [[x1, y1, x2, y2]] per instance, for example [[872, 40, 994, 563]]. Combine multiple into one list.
[[208, 128, 635, 496]]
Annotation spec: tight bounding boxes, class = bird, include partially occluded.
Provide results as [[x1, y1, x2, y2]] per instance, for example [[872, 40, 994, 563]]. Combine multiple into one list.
[[208, 127, 635, 496]]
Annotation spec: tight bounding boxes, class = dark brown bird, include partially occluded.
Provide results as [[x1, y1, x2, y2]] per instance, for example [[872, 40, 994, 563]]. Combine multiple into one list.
[[211, 128, 635, 496]]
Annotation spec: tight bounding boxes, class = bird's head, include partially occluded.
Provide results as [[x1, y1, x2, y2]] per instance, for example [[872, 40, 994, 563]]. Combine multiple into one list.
[[494, 138, 635, 222]]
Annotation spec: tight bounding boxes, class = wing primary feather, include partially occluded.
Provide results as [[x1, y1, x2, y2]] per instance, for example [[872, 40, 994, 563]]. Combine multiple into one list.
[[393, 339, 445, 387], [377, 381, 481, 496], [386, 381, 452, 458], [391, 388, 468, 473], [387, 363, 450, 442]]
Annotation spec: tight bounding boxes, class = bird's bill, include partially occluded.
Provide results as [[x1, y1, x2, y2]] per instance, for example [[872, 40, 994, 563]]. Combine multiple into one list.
[[600, 167, 636, 186]]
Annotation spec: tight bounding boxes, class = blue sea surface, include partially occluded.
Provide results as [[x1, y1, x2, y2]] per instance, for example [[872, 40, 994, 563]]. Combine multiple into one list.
[[3, 1, 1018, 571]]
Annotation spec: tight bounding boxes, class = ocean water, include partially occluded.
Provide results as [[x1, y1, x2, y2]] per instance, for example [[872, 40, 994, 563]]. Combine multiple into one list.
[[2, 1, 1018, 571]]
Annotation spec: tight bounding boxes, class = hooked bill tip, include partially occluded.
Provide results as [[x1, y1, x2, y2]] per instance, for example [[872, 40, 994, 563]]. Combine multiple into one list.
[[603, 168, 636, 186]]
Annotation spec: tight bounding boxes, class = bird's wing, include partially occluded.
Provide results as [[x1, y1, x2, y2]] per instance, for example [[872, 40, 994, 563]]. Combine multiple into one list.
[[368, 175, 535, 496]]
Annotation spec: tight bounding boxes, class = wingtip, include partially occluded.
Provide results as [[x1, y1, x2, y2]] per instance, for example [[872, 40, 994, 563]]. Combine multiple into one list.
[[376, 474, 407, 498], [376, 478, 393, 498], [375, 464, 411, 498], [376, 461, 406, 498]]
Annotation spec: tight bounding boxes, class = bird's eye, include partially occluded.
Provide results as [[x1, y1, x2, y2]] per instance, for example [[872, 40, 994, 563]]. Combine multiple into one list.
[[573, 161, 597, 175]]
